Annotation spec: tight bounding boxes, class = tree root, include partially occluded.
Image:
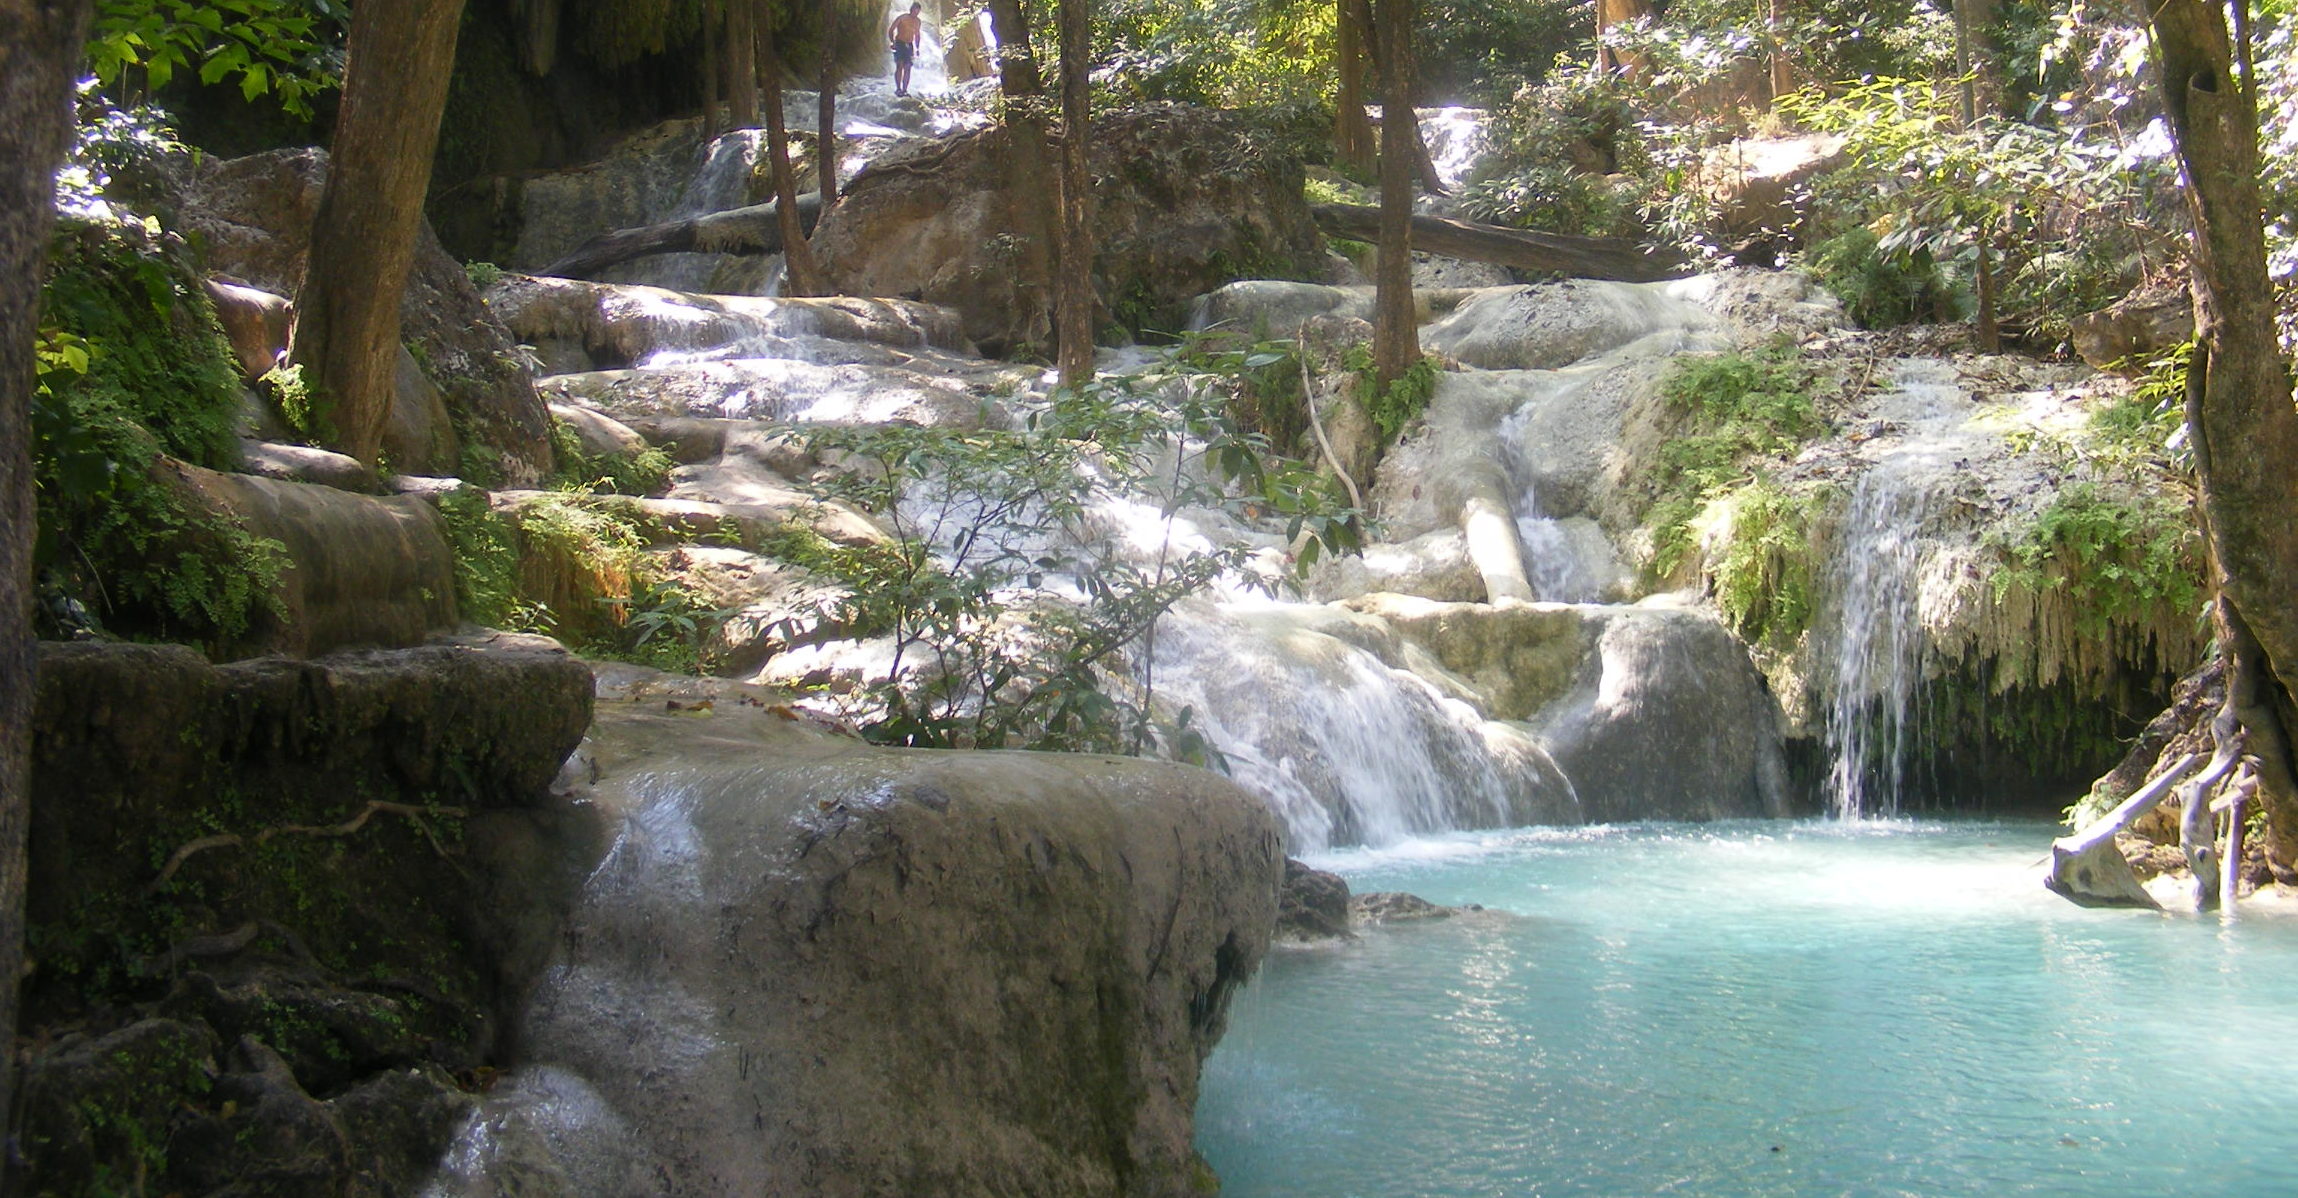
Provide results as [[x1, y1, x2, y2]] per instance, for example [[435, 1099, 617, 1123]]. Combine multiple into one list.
[[145, 801, 470, 895]]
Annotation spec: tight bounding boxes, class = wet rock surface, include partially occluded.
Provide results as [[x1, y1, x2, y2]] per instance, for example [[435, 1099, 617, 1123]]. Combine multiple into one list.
[[427, 675, 1286, 1197], [20, 635, 598, 1198], [1277, 858, 1354, 940]]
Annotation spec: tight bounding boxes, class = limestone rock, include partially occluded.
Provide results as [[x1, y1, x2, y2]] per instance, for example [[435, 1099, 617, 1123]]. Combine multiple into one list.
[[160, 460, 458, 657], [204, 277, 291, 379], [1706, 133, 1848, 259], [548, 400, 649, 459], [1421, 279, 1714, 371], [537, 352, 1013, 429], [389, 342, 463, 476], [813, 105, 1327, 354], [177, 148, 553, 484], [21, 636, 596, 1197], [437, 694, 1285, 1197], [1277, 858, 1354, 940], [486, 272, 973, 370], [2070, 288, 2193, 372], [237, 438, 381, 493], [1342, 594, 1789, 822], [1351, 891, 1455, 923]]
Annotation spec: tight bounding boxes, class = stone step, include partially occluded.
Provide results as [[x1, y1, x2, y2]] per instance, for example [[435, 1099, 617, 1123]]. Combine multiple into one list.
[[484, 273, 975, 373]]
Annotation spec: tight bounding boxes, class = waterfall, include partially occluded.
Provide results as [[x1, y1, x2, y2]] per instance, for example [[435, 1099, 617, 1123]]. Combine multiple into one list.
[[1819, 465, 1939, 817], [1143, 603, 1575, 853], [1815, 365, 1981, 818]]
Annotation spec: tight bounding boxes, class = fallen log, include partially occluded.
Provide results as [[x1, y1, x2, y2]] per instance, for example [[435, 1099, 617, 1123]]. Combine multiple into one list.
[[1310, 203, 1691, 283], [2044, 751, 2202, 909], [540, 193, 824, 279]]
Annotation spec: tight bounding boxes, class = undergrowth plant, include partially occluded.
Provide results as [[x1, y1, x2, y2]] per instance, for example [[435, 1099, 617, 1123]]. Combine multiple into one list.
[[1986, 482, 2202, 635], [33, 217, 287, 649], [1639, 344, 1832, 588], [776, 359, 1363, 755]]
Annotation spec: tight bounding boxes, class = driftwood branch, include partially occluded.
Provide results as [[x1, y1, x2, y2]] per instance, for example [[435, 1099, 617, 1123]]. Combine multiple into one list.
[[540, 193, 824, 279], [145, 801, 472, 895], [2045, 751, 2202, 908], [1309, 203, 1691, 283]]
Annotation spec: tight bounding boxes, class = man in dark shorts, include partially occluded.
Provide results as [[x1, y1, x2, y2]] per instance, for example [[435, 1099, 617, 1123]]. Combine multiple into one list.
[[889, 3, 924, 96]]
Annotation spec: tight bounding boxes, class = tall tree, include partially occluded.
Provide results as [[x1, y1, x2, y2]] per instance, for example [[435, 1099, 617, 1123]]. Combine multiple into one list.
[[762, 1, 827, 294], [1370, 0, 1419, 386], [1346, 0, 1443, 195], [727, 0, 760, 127], [287, 0, 465, 467], [1054, 0, 1094, 385], [0, 0, 92, 1152], [702, 0, 725, 136], [987, 0, 1057, 355], [1334, 0, 1376, 175], [2144, 0, 2298, 871], [818, 0, 839, 204]]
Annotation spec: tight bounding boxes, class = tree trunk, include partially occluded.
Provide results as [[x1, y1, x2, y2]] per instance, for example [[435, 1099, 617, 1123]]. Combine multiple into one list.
[[727, 0, 759, 127], [2146, 0, 2298, 875], [1054, 0, 1094, 386], [1371, 0, 1419, 387], [539, 196, 822, 278], [819, 0, 839, 204], [0, 0, 91, 1157], [1348, 0, 1444, 196], [1953, 0, 2002, 119], [761, 8, 826, 295], [288, 0, 467, 466], [1310, 203, 1689, 280], [1766, 0, 1790, 97], [1334, 0, 1376, 175], [987, 0, 1057, 356], [1596, 0, 1652, 77], [703, 0, 724, 136]]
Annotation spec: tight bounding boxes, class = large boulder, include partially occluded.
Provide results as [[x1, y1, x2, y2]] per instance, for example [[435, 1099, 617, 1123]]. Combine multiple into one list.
[[160, 460, 459, 658], [429, 680, 1285, 1196], [812, 105, 1328, 354], [176, 148, 554, 483], [20, 636, 597, 1197], [1344, 593, 1792, 822]]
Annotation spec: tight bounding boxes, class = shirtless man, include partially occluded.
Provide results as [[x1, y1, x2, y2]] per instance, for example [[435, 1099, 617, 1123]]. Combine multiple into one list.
[[889, 3, 924, 97]]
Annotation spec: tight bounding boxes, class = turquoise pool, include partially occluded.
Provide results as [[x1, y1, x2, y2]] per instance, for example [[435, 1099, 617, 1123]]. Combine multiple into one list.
[[1196, 821, 2298, 1197]]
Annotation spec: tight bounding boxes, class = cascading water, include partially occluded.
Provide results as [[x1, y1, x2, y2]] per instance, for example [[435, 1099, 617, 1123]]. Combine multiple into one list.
[[1143, 602, 1578, 852], [1816, 364, 1978, 817], [1819, 464, 1941, 817]]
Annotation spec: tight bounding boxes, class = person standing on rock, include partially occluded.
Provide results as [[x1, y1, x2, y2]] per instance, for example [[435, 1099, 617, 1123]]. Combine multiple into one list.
[[890, 3, 926, 97]]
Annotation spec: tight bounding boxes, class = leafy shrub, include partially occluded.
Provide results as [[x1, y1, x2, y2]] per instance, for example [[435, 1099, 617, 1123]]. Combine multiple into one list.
[[34, 218, 287, 649], [1987, 482, 2203, 634], [548, 414, 675, 497], [777, 360, 1362, 753], [1780, 77, 2176, 343], [1804, 227, 1955, 329]]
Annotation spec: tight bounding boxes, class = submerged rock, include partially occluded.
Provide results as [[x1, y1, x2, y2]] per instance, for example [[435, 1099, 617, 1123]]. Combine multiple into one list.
[[437, 692, 1284, 1196], [1278, 858, 1354, 940], [1351, 892, 1457, 924]]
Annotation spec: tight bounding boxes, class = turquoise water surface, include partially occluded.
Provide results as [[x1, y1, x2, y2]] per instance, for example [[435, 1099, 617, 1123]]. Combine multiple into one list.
[[1196, 820, 2298, 1197]]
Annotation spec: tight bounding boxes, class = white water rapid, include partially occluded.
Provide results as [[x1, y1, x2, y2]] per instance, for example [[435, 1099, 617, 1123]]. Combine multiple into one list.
[[1815, 362, 1987, 817]]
